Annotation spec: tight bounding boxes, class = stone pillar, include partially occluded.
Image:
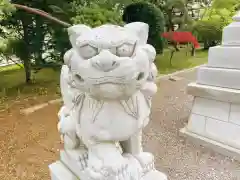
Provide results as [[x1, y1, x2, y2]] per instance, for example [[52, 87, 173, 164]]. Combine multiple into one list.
[[49, 23, 167, 180], [181, 12, 240, 160]]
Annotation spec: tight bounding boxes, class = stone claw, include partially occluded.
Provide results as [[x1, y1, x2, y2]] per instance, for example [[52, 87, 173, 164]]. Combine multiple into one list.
[[87, 158, 132, 180], [134, 152, 155, 174]]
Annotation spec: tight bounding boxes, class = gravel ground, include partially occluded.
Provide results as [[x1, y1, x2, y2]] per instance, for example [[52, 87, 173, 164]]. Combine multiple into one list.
[[1, 69, 240, 180], [0, 103, 61, 180], [143, 70, 240, 180]]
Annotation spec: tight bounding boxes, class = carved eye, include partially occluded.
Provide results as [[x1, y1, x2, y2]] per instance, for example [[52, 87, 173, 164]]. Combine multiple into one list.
[[116, 43, 135, 57], [79, 45, 98, 59]]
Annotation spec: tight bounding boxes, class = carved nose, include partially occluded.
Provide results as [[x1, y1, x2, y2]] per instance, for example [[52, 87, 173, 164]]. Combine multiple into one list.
[[92, 58, 119, 72]]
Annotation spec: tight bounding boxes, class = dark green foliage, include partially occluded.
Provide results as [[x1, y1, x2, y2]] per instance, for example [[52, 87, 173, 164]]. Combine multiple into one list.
[[193, 19, 224, 49], [0, 0, 73, 82], [71, 3, 123, 27], [122, 2, 165, 54], [194, 0, 240, 49], [2, 38, 27, 59]]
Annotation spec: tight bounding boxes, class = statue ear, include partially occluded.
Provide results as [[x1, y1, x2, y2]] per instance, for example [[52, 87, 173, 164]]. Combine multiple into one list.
[[124, 22, 149, 45], [68, 25, 92, 48]]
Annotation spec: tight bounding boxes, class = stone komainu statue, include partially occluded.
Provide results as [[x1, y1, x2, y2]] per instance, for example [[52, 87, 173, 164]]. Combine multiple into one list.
[[57, 22, 167, 180]]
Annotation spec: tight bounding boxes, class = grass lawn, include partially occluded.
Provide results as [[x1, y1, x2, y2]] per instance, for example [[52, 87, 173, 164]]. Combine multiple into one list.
[[0, 49, 208, 105], [0, 66, 61, 108], [156, 49, 208, 74]]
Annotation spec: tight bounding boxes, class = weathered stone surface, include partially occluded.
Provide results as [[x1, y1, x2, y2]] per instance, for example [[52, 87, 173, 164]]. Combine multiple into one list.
[[197, 66, 240, 90], [187, 113, 206, 135], [192, 97, 230, 122], [229, 103, 240, 126], [187, 82, 240, 103], [50, 22, 167, 180], [208, 46, 240, 69], [183, 11, 240, 161], [49, 161, 78, 180], [222, 11, 240, 46], [205, 117, 240, 149], [60, 150, 87, 178]]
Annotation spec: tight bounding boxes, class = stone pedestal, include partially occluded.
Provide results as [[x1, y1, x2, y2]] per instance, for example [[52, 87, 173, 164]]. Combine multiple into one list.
[[181, 11, 240, 160], [49, 150, 168, 180], [49, 160, 168, 180], [49, 161, 78, 180]]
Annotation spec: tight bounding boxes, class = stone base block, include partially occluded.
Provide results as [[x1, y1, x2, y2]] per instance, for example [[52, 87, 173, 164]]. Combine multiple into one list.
[[191, 97, 230, 122], [183, 96, 240, 160], [197, 66, 240, 90], [49, 160, 168, 180], [222, 22, 240, 46], [49, 161, 79, 180], [187, 82, 240, 103], [180, 128, 240, 161], [208, 46, 240, 69]]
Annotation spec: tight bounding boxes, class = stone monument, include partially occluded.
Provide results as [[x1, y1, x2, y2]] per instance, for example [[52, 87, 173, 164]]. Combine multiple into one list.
[[181, 11, 240, 160], [49, 22, 168, 180]]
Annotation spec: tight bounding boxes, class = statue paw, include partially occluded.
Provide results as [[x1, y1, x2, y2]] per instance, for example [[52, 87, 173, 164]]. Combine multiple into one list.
[[142, 170, 168, 180], [62, 133, 79, 149], [57, 109, 79, 149], [86, 158, 132, 180], [57, 114, 75, 134], [134, 152, 155, 174]]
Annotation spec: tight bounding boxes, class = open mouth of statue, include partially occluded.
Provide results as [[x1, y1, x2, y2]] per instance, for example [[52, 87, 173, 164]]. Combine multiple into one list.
[[74, 72, 145, 85]]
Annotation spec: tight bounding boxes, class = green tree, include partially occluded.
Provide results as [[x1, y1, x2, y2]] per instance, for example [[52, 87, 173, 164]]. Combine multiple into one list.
[[211, 0, 240, 10], [193, 0, 240, 49], [0, 0, 15, 18], [147, 0, 194, 31], [71, 3, 123, 27], [50, 0, 125, 58], [163, 0, 192, 31], [193, 19, 224, 49], [123, 2, 165, 53], [0, 0, 72, 83]]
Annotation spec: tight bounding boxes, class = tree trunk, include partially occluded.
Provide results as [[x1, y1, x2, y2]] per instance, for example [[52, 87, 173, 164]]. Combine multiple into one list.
[[191, 45, 196, 56], [34, 16, 46, 67], [23, 58, 31, 83], [173, 42, 180, 51], [21, 18, 32, 83], [203, 41, 209, 50]]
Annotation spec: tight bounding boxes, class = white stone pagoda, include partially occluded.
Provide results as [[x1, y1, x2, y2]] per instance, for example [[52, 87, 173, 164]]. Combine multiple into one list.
[[181, 11, 240, 160]]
